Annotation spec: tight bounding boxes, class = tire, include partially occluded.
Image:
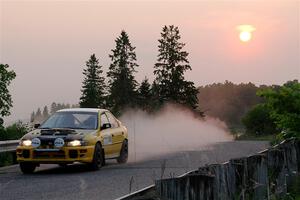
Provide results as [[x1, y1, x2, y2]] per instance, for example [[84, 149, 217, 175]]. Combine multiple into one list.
[[117, 140, 128, 164], [20, 162, 36, 174], [89, 143, 104, 170], [102, 149, 106, 166]]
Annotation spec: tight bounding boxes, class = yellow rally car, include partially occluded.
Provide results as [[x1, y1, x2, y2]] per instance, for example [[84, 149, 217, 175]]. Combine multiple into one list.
[[16, 108, 128, 174]]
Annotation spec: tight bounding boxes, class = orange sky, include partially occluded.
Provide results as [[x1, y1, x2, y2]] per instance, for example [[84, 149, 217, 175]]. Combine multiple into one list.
[[0, 0, 299, 122]]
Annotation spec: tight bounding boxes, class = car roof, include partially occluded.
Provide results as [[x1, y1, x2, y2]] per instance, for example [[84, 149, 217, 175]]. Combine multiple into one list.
[[57, 108, 108, 113]]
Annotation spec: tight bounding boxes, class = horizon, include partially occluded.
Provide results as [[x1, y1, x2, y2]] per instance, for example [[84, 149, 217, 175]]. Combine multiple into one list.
[[4, 79, 298, 125]]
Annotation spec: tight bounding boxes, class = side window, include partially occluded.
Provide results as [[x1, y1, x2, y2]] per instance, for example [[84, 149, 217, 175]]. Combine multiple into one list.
[[106, 112, 119, 128], [100, 113, 109, 128]]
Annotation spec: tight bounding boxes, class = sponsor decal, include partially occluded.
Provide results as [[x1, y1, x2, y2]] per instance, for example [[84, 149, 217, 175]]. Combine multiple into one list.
[[103, 135, 112, 145]]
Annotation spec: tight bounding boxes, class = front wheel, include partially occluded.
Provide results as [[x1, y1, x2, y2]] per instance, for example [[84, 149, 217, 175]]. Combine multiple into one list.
[[88, 143, 104, 170], [117, 140, 128, 164], [20, 162, 36, 174]]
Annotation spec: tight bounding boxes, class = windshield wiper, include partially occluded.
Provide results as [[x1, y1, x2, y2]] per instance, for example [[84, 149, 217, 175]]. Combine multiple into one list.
[[58, 127, 88, 130], [40, 127, 91, 130]]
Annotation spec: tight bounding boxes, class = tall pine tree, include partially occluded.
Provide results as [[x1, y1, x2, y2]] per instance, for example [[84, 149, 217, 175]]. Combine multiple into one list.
[[35, 108, 42, 122], [153, 25, 198, 109], [30, 111, 35, 123], [42, 106, 49, 119], [80, 54, 106, 108], [107, 31, 138, 115], [50, 102, 57, 114]]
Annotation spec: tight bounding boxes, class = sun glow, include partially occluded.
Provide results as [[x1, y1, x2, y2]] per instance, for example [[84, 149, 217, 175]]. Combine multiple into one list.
[[237, 25, 255, 42], [239, 31, 252, 42]]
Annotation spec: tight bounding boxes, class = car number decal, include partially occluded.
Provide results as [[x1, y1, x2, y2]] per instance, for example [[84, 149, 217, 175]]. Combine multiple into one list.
[[103, 135, 112, 145]]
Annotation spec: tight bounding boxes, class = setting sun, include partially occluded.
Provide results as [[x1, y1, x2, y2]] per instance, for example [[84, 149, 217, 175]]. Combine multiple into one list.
[[237, 25, 256, 42], [239, 31, 252, 42]]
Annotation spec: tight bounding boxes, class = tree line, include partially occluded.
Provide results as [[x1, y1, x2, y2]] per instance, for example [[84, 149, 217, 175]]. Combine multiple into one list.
[[79, 25, 198, 116], [198, 81, 264, 130], [30, 102, 79, 123], [198, 80, 300, 139]]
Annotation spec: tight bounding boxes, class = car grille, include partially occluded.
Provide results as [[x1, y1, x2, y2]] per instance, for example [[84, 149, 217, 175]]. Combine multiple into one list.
[[38, 138, 59, 149], [33, 150, 66, 159]]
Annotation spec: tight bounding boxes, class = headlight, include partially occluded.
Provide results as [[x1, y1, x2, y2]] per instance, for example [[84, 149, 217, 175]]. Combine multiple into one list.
[[68, 140, 82, 147], [21, 139, 32, 146]]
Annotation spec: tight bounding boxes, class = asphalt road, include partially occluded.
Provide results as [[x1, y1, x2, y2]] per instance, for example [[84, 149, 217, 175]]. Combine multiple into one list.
[[0, 141, 269, 200]]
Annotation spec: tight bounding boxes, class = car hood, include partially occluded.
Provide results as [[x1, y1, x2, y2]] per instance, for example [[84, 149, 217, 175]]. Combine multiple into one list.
[[21, 128, 97, 141]]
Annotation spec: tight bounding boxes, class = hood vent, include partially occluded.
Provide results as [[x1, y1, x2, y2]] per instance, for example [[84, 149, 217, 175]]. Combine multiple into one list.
[[40, 129, 77, 136]]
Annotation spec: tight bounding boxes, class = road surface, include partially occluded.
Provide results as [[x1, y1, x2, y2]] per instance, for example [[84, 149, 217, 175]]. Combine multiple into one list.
[[0, 141, 269, 200]]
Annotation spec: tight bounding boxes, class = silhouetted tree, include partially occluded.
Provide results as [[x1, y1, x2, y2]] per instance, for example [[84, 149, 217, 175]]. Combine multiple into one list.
[[42, 106, 49, 119], [50, 102, 57, 114], [0, 64, 16, 126], [138, 77, 152, 111], [258, 80, 300, 135], [72, 104, 79, 108], [80, 54, 106, 108], [30, 111, 35, 123], [153, 25, 198, 109], [242, 104, 277, 135], [57, 103, 63, 110], [35, 108, 42, 122], [31, 103, 79, 122], [107, 31, 139, 115]]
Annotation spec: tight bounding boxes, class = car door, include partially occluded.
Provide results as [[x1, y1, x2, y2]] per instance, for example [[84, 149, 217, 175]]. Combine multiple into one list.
[[100, 112, 114, 156], [105, 111, 124, 155]]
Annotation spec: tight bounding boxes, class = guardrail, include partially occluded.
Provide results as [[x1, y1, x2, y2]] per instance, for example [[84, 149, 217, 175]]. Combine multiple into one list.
[[116, 138, 300, 200], [116, 170, 197, 200], [0, 140, 19, 153]]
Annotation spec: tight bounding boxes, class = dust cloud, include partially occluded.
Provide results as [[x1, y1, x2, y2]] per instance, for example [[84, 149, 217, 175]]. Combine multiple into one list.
[[119, 104, 233, 162]]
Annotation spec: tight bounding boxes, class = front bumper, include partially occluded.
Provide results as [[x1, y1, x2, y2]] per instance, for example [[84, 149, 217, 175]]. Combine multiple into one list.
[[16, 145, 95, 164]]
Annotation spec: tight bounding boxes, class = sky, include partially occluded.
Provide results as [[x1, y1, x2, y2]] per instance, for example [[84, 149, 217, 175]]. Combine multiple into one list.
[[0, 0, 300, 123]]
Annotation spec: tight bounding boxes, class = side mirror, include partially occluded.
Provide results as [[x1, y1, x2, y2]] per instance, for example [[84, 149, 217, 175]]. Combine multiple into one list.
[[34, 123, 40, 129], [101, 123, 111, 130]]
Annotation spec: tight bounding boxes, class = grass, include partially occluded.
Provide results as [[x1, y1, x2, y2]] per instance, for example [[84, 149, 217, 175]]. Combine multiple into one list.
[[0, 152, 16, 167]]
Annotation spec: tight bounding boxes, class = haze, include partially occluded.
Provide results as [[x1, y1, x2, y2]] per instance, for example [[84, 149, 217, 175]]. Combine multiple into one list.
[[120, 104, 232, 162], [0, 0, 299, 123]]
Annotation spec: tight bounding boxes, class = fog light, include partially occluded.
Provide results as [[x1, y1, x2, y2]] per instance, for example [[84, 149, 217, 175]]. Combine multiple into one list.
[[31, 138, 41, 148], [54, 138, 65, 148]]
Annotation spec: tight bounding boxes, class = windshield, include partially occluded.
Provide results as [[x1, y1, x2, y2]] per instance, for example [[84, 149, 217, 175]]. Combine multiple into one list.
[[40, 112, 98, 130]]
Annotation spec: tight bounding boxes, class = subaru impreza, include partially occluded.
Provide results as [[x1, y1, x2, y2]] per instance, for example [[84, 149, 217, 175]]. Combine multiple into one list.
[[16, 108, 128, 173]]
